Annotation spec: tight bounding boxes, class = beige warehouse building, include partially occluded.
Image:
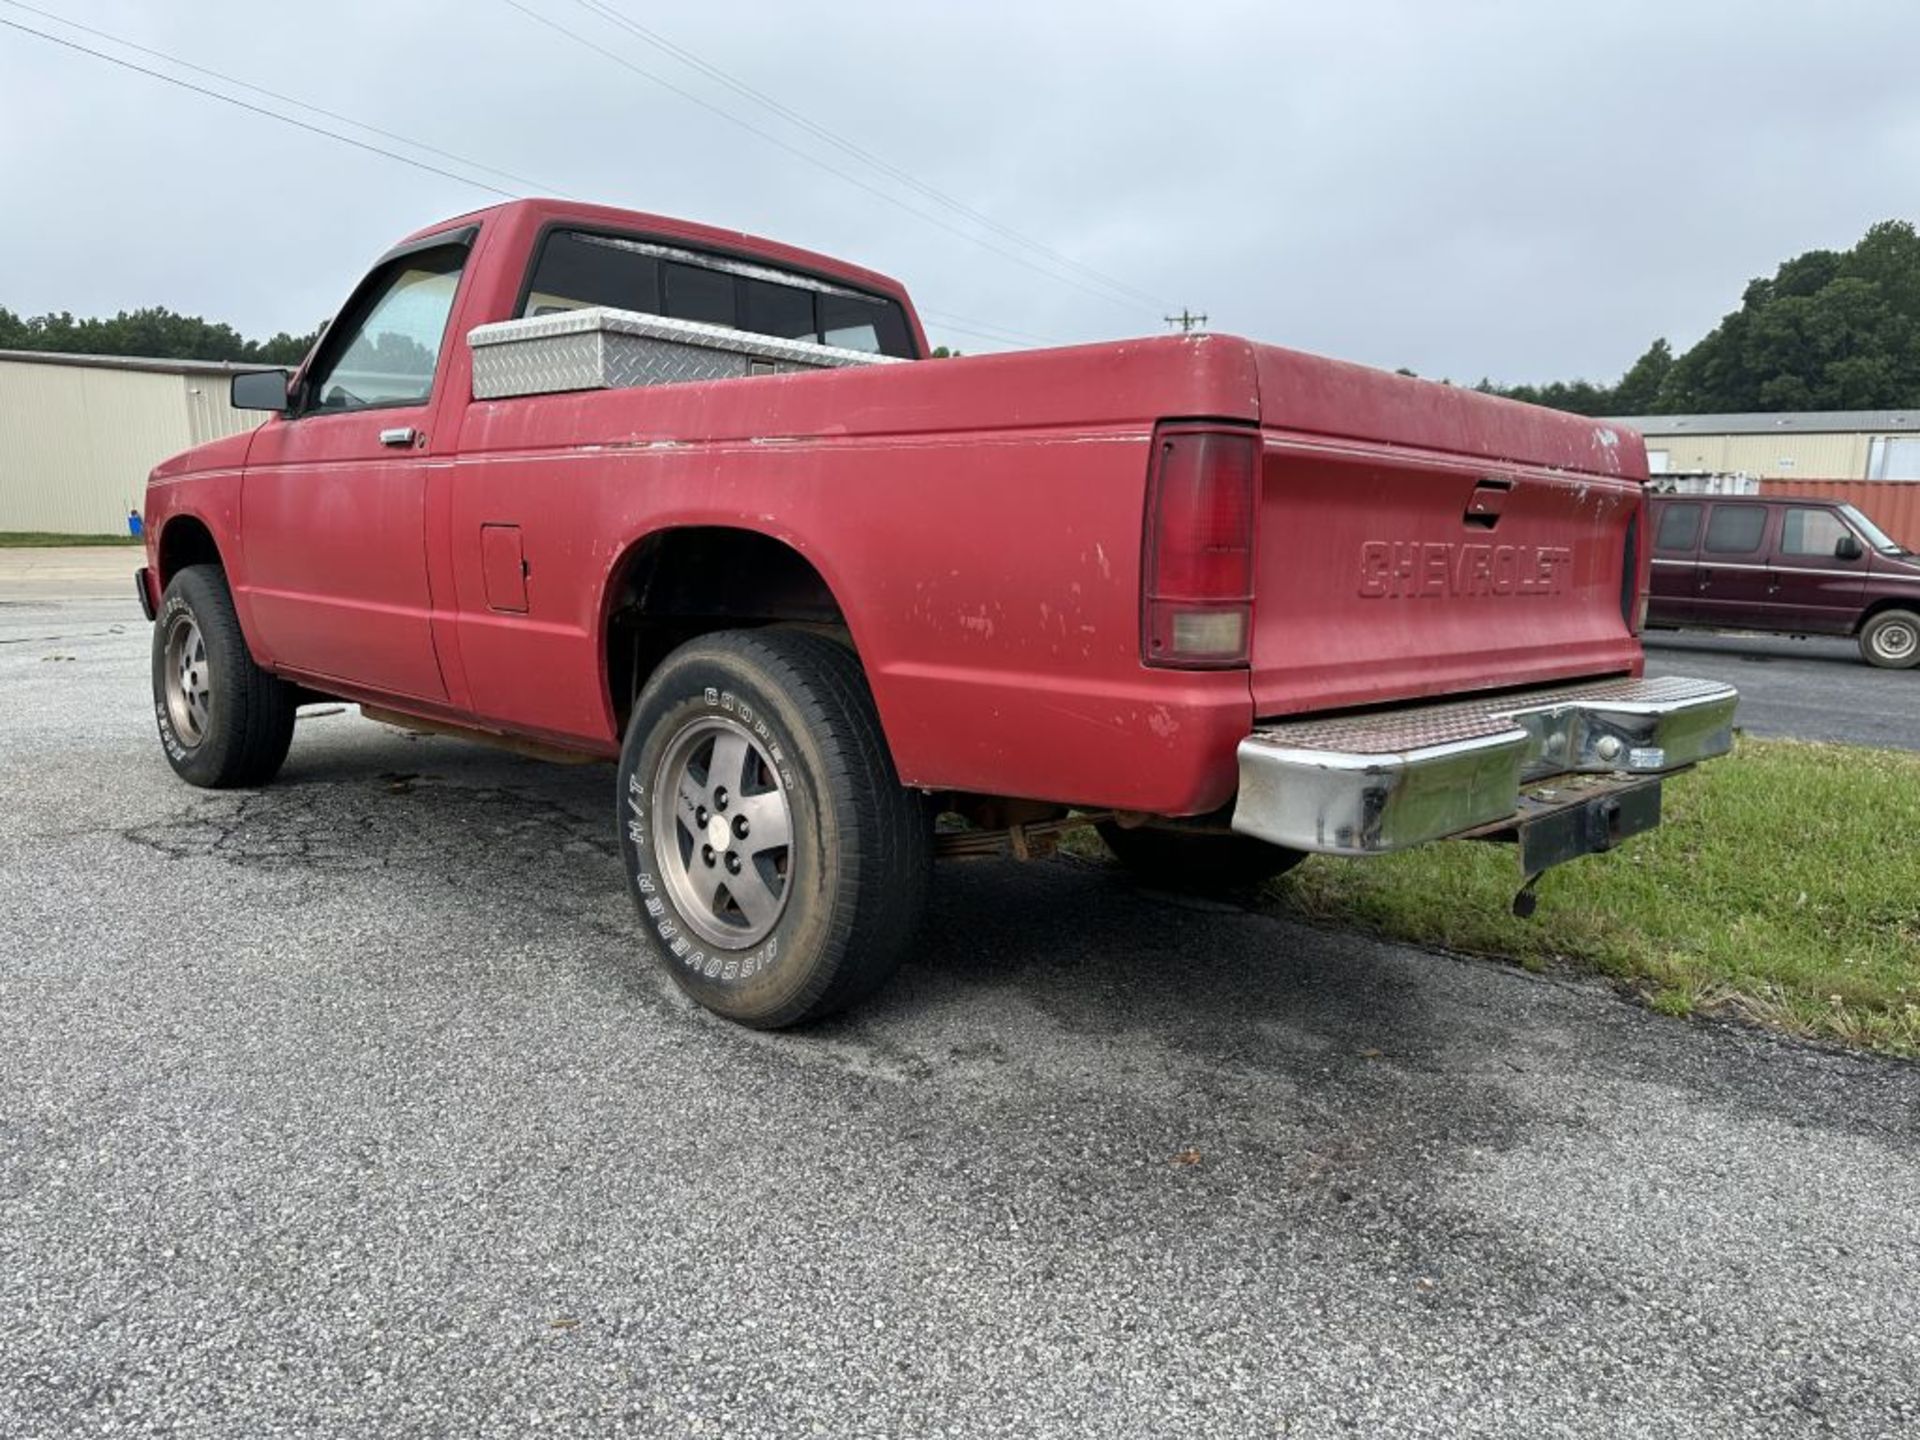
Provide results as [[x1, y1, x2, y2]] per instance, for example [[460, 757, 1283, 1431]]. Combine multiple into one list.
[[1613, 409, 1920, 480], [0, 350, 264, 535]]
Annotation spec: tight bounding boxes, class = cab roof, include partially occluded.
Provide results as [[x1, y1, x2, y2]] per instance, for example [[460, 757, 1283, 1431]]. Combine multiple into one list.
[[399, 198, 915, 312]]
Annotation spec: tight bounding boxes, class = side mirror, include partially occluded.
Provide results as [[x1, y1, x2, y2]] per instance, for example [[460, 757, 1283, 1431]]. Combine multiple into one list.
[[231, 368, 292, 412], [1835, 534, 1864, 561]]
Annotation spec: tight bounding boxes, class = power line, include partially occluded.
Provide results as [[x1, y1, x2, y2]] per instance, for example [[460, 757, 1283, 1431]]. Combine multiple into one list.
[[568, 0, 1178, 313], [916, 307, 1066, 348], [496, 0, 1161, 320], [923, 320, 1056, 351], [0, 5, 1060, 352], [0, 0, 558, 195], [0, 14, 517, 199]]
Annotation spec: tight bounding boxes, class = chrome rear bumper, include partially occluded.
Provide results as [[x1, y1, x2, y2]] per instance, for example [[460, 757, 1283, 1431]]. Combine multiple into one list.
[[1232, 675, 1738, 856]]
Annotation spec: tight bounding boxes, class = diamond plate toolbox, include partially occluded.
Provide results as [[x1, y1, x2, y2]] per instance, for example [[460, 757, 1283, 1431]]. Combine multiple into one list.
[[467, 306, 904, 400]]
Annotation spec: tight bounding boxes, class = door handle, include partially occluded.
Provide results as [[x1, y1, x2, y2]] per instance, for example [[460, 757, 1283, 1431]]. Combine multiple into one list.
[[379, 426, 417, 448]]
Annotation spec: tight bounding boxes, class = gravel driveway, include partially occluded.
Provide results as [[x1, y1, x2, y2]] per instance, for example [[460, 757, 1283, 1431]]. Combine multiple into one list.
[[3, 554, 1917, 1437]]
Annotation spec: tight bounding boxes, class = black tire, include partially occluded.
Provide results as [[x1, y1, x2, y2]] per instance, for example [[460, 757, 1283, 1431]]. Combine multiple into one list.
[[1859, 608, 1920, 669], [616, 629, 931, 1028], [151, 564, 297, 788], [1096, 822, 1304, 896]]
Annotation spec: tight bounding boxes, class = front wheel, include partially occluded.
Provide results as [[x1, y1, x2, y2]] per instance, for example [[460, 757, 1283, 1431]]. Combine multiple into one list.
[[616, 629, 931, 1028], [1860, 608, 1920, 669], [1096, 822, 1304, 896], [151, 564, 297, 787]]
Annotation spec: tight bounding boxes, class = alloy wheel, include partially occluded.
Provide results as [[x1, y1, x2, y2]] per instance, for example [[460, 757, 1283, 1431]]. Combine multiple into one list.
[[163, 612, 212, 747], [650, 716, 794, 949]]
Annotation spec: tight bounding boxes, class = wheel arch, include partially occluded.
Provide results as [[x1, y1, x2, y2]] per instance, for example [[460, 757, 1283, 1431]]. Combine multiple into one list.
[[156, 512, 224, 586], [1855, 596, 1920, 634], [597, 523, 875, 740]]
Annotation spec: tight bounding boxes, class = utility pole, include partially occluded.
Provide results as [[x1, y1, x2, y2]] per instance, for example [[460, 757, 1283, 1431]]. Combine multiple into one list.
[[1164, 309, 1209, 333]]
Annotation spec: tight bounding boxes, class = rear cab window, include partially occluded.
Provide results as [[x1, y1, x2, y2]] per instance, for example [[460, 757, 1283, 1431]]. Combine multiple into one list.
[[523, 231, 656, 317], [519, 229, 917, 358], [1703, 503, 1768, 555], [662, 261, 736, 326]]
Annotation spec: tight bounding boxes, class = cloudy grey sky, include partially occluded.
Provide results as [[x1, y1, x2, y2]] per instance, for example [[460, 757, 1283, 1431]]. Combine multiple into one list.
[[3, 0, 1917, 382]]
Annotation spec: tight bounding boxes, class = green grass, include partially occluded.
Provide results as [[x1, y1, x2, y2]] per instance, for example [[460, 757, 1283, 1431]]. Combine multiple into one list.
[[1087, 737, 1920, 1055], [0, 531, 142, 547]]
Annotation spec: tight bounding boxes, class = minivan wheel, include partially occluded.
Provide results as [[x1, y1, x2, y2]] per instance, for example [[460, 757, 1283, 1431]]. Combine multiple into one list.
[[616, 629, 931, 1028], [151, 564, 297, 787], [1860, 608, 1920, 669]]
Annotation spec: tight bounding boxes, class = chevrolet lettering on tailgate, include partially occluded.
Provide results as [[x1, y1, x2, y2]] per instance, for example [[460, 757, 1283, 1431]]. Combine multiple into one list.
[[1358, 541, 1575, 599]]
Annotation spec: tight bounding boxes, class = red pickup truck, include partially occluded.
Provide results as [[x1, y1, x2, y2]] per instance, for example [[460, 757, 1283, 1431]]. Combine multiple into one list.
[[138, 198, 1737, 1027]]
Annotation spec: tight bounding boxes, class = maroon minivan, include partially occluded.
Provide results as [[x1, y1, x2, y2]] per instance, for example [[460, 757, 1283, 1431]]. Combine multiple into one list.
[[1647, 494, 1920, 667]]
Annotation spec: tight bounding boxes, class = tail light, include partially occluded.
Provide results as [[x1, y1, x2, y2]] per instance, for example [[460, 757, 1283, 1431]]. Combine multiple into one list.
[[1142, 423, 1259, 667]]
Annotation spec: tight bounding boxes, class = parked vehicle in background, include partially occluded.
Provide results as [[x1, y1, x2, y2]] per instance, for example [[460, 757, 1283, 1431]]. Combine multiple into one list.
[[1647, 494, 1920, 668], [138, 198, 1738, 1028]]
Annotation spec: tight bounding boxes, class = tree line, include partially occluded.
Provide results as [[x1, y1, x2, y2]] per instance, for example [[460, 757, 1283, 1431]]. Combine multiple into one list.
[[8, 218, 1919, 415], [0, 305, 317, 366], [1477, 219, 1920, 416]]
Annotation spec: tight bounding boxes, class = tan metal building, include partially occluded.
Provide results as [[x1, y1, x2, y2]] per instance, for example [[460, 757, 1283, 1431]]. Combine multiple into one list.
[[0, 350, 265, 535], [1611, 409, 1920, 481]]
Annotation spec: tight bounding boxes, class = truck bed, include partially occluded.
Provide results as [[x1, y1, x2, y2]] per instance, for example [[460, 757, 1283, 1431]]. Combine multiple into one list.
[[453, 331, 1646, 816]]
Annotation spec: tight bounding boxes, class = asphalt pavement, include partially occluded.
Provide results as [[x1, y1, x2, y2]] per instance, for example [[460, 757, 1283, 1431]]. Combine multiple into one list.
[[1644, 630, 1920, 750], [4, 551, 1918, 1438]]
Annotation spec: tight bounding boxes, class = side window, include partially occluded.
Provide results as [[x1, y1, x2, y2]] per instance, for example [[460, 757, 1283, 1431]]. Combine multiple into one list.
[[308, 247, 465, 411], [1780, 508, 1851, 558], [1703, 503, 1767, 556], [1654, 502, 1702, 553]]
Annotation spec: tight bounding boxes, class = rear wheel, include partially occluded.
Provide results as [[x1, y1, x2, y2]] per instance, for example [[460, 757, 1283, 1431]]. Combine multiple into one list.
[[1096, 822, 1304, 896], [616, 629, 930, 1028], [1860, 608, 1920, 669], [150, 564, 297, 787]]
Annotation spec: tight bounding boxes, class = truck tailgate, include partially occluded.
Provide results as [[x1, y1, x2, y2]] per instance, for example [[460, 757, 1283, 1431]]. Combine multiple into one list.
[[1249, 346, 1645, 717]]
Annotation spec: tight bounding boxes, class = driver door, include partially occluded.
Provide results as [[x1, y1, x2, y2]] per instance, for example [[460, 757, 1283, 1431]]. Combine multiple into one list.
[[240, 238, 469, 701]]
